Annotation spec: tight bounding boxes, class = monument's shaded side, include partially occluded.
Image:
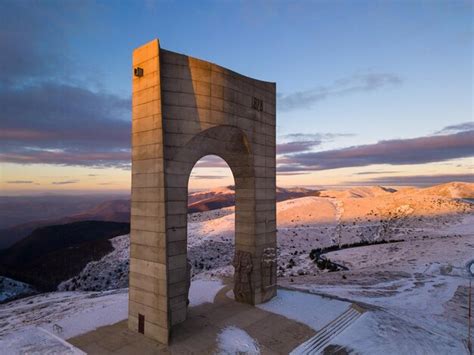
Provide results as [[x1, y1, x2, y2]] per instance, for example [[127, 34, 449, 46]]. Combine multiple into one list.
[[129, 39, 277, 344]]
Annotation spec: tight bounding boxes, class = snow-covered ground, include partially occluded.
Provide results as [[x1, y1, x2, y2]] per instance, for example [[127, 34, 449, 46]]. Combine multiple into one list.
[[216, 326, 260, 355], [0, 288, 128, 353], [0, 289, 129, 340], [188, 279, 224, 307], [328, 310, 464, 355], [0, 279, 226, 353], [0, 276, 35, 303], [1, 184, 472, 354], [50, 187, 474, 290], [287, 217, 474, 354], [257, 289, 350, 331], [2, 327, 86, 355]]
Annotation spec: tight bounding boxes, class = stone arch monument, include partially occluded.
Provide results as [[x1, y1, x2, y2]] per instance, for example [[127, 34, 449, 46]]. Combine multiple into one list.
[[129, 39, 277, 344]]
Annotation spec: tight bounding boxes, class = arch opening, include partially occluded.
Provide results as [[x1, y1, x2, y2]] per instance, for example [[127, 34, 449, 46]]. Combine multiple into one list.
[[186, 155, 236, 307]]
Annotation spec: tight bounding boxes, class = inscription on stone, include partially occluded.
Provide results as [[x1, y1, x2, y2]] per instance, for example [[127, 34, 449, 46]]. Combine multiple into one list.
[[252, 97, 263, 111]]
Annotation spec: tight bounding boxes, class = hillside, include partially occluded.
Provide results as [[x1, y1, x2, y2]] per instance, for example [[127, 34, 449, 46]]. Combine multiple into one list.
[[0, 199, 130, 249], [0, 221, 130, 290], [0, 195, 125, 229], [1, 186, 320, 248], [58, 234, 129, 292], [0, 276, 36, 303], [319, 186, 396, 199], [2, 182, 472, 354], [60, 182, 473, 293], [2, 182, 471, 292], [416, 181, 474, 199], [188, 186, 319, 213], [276, 186, 321, 201], [188, 187, 235, 213]]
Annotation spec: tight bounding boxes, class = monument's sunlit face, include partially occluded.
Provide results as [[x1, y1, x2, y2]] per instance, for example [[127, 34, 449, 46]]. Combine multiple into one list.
[[129, 39, 277, 344]]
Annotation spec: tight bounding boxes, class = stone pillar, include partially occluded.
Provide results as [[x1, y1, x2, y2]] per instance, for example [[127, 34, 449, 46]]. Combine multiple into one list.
[[129, 39, 169, 344]]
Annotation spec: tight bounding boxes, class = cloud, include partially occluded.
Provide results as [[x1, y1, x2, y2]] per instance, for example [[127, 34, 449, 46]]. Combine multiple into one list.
[[0, 1, 130, 169], [283, 133, 353, 141], [277, 133, 354, 154], [278, 130, 474, 172], [277, 141, 322, 154], [194, 132, 353, 166], [0, 149, 130, 168], [0, 83, 130, 147], [194, 155, 230, 168], [0, 83, 131, 168], [435, 121, 474, 134], [51, 180, 80, 185], [354, 170, 400, 175], [278, 72, 402, 112], [6, 180, 34, 184], [277, 172, 310, 176], [350, 173, 474, 187]]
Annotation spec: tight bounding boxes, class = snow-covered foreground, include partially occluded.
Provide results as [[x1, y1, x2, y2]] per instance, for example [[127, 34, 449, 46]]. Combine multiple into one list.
[[0, 289, 129, 340], [2, 327, 86, 355], [1, 184, 473, 354], [329, 311, 464, 355], [0, 289, 127, 354], [0, 280, 226, 353], [288, 231, 474, 353]]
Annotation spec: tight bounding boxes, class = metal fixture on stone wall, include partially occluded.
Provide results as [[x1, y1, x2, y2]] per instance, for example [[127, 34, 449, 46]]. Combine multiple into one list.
[[134, 67, 144, 77]]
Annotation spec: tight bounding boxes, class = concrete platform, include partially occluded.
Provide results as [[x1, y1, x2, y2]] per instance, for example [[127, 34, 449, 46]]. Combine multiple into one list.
[[68, 285, 316, 354]]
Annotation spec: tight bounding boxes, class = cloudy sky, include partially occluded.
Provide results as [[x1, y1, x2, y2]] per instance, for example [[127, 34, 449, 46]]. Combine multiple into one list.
[[0, 0, 472, 194]]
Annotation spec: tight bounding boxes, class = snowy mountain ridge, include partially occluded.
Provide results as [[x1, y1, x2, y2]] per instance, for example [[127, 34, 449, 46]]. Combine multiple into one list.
[[58, 234, 129, 292]]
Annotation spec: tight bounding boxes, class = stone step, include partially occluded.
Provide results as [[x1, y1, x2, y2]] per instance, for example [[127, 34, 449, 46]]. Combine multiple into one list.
[[290, 305, 362, 354]]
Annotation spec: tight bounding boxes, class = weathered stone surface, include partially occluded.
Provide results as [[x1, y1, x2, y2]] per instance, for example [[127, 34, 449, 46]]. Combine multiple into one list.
[[129, 38, 277, 345], [233, 250, 254, 304], [261, 247, 277, 302]]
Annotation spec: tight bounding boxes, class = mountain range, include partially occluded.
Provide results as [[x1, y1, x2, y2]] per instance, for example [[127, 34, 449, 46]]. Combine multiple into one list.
[[0, 186, 319, 249]]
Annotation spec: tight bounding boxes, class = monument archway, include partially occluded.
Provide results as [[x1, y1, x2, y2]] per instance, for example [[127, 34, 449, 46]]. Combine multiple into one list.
[[187, 154, 235, 273], [129, 39, 277, 344]]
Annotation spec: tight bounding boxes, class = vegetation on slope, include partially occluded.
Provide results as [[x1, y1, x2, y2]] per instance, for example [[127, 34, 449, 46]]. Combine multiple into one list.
[[0, 221, 130, 291]]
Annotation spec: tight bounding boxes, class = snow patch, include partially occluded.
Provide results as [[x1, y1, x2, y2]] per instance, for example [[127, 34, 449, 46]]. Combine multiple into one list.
[[188, 279, 224, 307], [216, 326, 260, 355], [2, 327, 86, 354], [42, 290, 128, 339], [0, 289, 128, 340], [257, 289, 350, 331]]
